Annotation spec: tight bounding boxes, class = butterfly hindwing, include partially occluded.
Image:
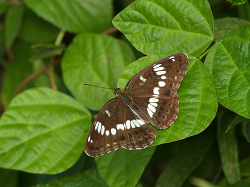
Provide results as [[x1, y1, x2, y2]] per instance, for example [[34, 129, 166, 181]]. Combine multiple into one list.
[[85, 99, 156, 157]]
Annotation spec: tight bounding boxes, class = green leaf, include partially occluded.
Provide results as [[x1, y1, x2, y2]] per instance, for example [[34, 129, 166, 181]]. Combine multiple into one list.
[[118, 54, 218, 145], [217, 112, 240, 185], [189, 176, 218, 187], [230, 177, 250, 187], [214, 17, 250, 41], [113, 0, 214, 56], [18, 8, 59, 44], [226, 0, 247, 5], [30, 43, 66, 61], [61, 33, 135, 111], [225, 115, 244, 132], [204, 25, 250, 119], [0, 41, 34, 107], [242, 119, 250, 143], [36, 169, 108, 187], [0, 0, 7, 15], [4, 5, 23, 48], [0, 87, 91, 174], [238, 1, 250, 21], [95, 147, 155, 187], [23, 0, 113, 33], [0, 168, 18, 187], [156, 132, 214, 187]]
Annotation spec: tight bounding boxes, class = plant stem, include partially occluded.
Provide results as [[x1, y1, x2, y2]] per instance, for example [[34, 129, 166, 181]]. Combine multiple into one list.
[[198, 42, 217, 60]]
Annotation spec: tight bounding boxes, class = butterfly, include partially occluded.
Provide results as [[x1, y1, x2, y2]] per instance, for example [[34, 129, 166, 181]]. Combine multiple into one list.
[[84, 53, 189, 157]]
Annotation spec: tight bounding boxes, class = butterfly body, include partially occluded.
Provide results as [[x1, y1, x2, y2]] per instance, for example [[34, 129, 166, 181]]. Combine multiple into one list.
[[85, 53, 189, 157]]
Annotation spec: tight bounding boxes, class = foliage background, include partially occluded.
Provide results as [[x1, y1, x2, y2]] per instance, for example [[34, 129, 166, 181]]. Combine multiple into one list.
[[0, 0, 250, 186]]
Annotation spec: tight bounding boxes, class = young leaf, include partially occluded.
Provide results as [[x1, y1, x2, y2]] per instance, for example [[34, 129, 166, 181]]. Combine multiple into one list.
[[113, 0, 214, 56], [217, 112, 240, 185], [118, 54, 218, 145], [242, 119, 250, 143], [205, 25, 250, 119], [95, 147, 155, 187], [4, 5, 23, 49], [23, 0, 113, 33], [61, 33, 135, 111], [0, 87, 91, 174]]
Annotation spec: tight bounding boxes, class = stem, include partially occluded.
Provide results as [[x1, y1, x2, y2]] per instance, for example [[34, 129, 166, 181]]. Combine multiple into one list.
[[55, 30, 65, 46], [14, 58, 62, 96], [49, 64, 57, 90], [101, 27, 118, 35], [198, 42, 217, 60]]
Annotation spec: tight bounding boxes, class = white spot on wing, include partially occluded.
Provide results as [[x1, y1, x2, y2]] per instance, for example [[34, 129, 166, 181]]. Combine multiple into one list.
[[111, 128, 116, 135], [149, 98, 159, 103], [140, 75, 146, 82], [153, 87, 160, 95], [161, 75, 167, 79], [126, 120, 130, 129], [105, 110, 111, 117], [150, 102, 158, 107], [88, 136, 91, 142], [90, 140, 93, 143], [132, 120, 140, 127], [169, 56, 175, 59], [147, 108, 153, 117], [148, 103, 156, 112], [156, 70, 166, 75], [131, 121, 135, 128], [117, 124, 124, 130], [159, 81, 166, 87], [154, 67, 164, 71], [97, 122, 102, 133], [101, 125, 105, 135], [106, 130, 110, 136], [137, 119, 144, 125], [153, 64, 161, 68], [95, 122, 99, 130]]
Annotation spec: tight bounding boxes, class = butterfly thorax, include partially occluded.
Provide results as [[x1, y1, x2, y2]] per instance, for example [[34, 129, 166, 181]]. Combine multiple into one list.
[[114, 88, 133, 104]]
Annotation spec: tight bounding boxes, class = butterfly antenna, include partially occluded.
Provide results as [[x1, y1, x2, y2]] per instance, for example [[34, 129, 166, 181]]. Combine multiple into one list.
[[82, 84, 113, 89], [110, 55, 116, 88]]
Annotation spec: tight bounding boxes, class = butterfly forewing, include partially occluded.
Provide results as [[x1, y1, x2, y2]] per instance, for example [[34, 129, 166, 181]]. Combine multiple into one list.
[[125, 53, 188, 129], [85, 98, 156, 157]]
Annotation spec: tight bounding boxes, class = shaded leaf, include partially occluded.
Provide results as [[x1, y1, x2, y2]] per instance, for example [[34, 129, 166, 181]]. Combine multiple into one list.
[[189, 176, 218, 187], [18, 8, 59, 44], [226, 0, 247, 5], [0, 87, 91, 174], [30, 43, 65, 61], [4, 5, 23, 48], [37, 169, 108, 187], [23, 0, 113, 33], [0, 168, 18, 187], [217, 111, 240, 185], [226, 115, 244, 132], [118, 54, 218, 145], [204, 25, 250, 119], [61, 33, 135, 111], [156, 131, 215, 187], [0, 0, 7, 15], [230, 177, 250, 187], [95, 147, 155, 187], [0, 41, 34, 107], [214, 17, 250, 41], [113, 0, 213, 56], [242, 119, 250, 143]]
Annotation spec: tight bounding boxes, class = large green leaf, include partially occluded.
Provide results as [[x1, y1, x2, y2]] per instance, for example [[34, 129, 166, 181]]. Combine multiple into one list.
[[37, 169, 108, 187], [18, 8, 59, 44], [61, 33, 135, 111], [23, 0, 113, 33], [214, 17, 250, 41], [113, 0, 214, 56], [0, 41, 33, 107], [204, 25, 250, 119], [4, 5, 23, 48], [217, 111, 240, 185], [156, 131, 215, 187], [95, 147, 155, 187], [0, 87, 91, 174], [118, 54, 218, 145]]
